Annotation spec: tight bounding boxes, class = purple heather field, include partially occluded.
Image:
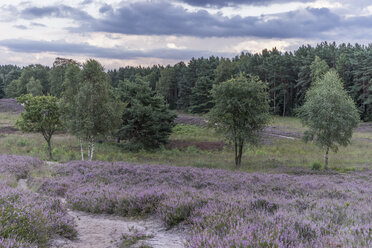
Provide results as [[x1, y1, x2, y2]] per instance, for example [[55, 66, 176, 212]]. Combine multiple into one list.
[[0, 155, 76, 248], [0, 154, 371, 247], [25, 160, 371, 247]]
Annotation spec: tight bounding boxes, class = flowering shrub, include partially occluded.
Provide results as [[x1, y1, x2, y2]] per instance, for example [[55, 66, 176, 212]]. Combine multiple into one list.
[[0, 183, 76, 247], [0, 155, 76, 247], [31, 160, 372, 247], [0, 155, 42, 179], [0, 238, 36, 248]]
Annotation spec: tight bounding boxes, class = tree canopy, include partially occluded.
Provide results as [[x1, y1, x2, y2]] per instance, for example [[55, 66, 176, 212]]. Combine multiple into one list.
[[298, 69, 360, 169], [16, 94, 62, 160], [61, 59, 123, 160], [26, 77, 43, 96], [117, 77, 176, 149], [209, 74, 270, 167]]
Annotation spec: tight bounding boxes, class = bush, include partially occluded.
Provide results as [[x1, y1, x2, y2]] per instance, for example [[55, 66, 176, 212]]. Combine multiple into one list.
[[0, 185, 76, 246], [311, 162, 322, 170], [250, 199, 279, 214], [117, 78, 176, 149], [158, 194, 204, 228], [120, 228, 154, 248]]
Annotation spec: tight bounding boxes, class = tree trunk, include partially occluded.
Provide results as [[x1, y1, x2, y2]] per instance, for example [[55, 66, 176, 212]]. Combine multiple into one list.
[[47, 139, 53, 160], [282, 91, 286, 117], [80, 140, 84, 161], [324, 146, 329, 170], [234, 137, 238, 167], [90, 142, 94, 161], [273, 87, 276, 114], [87, 143, 91, 160], [237, 139, 244, 167]]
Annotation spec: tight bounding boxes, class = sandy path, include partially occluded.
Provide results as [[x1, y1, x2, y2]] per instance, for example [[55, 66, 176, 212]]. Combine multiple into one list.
[[55, 210, 185, 248], [17, 178, 185, 248]]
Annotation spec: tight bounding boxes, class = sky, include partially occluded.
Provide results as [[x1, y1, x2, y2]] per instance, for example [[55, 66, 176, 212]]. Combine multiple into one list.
[[0, 0, 372, 69]]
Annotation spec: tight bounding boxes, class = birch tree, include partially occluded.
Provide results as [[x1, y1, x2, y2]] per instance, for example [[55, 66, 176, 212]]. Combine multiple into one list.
[[61, 60, 123, 160], [298, 70, 359, 169]]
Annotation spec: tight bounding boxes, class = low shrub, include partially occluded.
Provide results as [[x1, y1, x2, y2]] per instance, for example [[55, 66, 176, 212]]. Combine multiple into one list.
[[31, 160, 372, 247], [120, 228, 154, 248], [311, 162, 322, 170], [0, 184, 76, 247]]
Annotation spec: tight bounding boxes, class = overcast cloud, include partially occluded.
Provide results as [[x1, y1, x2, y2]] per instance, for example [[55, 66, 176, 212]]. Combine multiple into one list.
[[177, 0, 313, 7], [0, 0, 371, 68]]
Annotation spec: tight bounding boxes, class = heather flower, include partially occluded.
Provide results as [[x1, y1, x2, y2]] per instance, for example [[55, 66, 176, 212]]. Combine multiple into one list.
[[31, 160, 372, 247]]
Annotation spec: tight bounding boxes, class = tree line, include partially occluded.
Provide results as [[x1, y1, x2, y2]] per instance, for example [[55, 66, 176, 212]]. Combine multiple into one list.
[[2, 42, 372, 120]]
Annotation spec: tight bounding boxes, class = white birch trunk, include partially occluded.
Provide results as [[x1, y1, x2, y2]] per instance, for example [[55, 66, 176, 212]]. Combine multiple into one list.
[[80, 140, 84, 161], [90, 142, 94, 161], [87, 142, 91, 160]]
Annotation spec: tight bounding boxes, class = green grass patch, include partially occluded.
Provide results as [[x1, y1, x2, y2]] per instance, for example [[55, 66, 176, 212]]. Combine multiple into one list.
[[171, 124, 220, 142], [0, 112, 371, 172], [0, 112, 19, 127]]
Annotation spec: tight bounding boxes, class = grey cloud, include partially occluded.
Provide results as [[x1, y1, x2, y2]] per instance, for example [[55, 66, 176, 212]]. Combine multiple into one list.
[[30, 22, 46, 27], [80, 2, 339, 38], [178, 0, 313, 7], [0, 39, 233, 60], [21, 5, 92, 21], [13, 24, 27, 29], [99, 4, 113, 14], [0, 5, 19, 22], [341, 15, 372, 28], [13, 2, 358, 39], [80, 0, 93, 5], [13, 22, 46, 30]]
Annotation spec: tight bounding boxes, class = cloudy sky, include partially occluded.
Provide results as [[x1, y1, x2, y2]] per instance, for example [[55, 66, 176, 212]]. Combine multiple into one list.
[[0, 0, 371, 68]]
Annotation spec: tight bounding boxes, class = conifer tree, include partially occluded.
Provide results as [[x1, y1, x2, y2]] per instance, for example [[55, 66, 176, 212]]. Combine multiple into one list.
[[189, 76, 214, 113], [117, 77, 176, 149]]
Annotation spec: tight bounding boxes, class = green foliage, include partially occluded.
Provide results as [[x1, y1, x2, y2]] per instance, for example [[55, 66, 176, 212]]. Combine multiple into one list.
[[16, 94, 62, 160], [0, 201, 49, 246], [310, 56, 330, 82], [49, 57, 80, 98], [0, 77, 4, 99], [5, 79, 21, 98], [208, 74, 270, 167], [120, 231, 154, 248], [311, 162, 322, 170], [298, 70, 360, 168], [26, 77, 43, 96], [0, 66, 21, 98], [214, 58, 236, 84], [5, 65, 49, 98], [174, 62, 191, 110], [49, 66, 66, 98], [5, 68, 22, 87], [176, 74, 192, 110], [189, 76, 214, 113], [61, 60, 123, 142], [156, 66, 178, 109], [60, 64, 81, 129], [117, 77, 176, 149]]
